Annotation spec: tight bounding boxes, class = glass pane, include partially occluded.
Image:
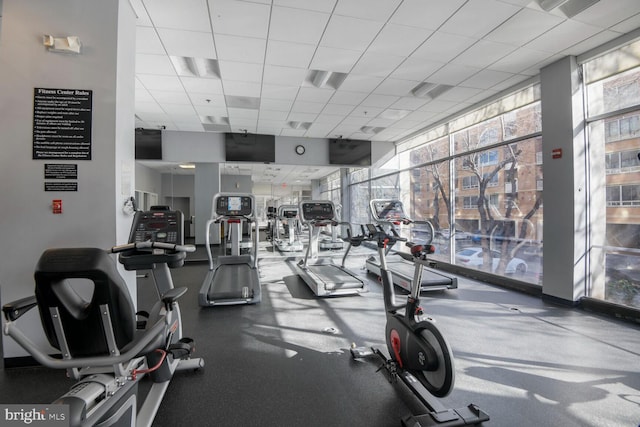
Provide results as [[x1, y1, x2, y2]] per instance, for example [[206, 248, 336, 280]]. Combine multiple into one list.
[[409, 136, 449, 165], [349, 181, 370, 225], [586, 67, 640, 117], [453, 138, 543, 284]]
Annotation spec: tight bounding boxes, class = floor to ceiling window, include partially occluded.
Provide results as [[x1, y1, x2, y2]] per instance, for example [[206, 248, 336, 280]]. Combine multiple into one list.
[[583, 40, 640, 308]]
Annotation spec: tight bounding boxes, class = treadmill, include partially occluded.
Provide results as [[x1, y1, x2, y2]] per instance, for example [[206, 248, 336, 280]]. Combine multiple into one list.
[[365, 199, 457, 292], [199, 193, 261, 306], [294, 200, 366, 297], [274, 205, 304, 252]]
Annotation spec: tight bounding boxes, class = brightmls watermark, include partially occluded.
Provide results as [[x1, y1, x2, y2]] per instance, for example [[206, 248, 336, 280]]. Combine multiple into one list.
[[0, 405, 68, 426]]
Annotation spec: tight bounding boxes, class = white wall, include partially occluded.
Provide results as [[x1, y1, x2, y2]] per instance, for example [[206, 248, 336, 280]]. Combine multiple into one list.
[[0, 0, 136, 358]]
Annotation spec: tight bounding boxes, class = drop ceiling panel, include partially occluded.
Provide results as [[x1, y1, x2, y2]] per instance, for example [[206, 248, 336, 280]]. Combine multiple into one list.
[[333, 0, 401, 22], [219, 61, 264, 83], [373, 78, 420, 96], [263, 65, 308, 86], [291, 101, 325, 114], [260, 98, 295, 111], [310, 46, 363, 73], [156, 29, 216, 58], [484, 8, 565, 47], [337, 74, 385, 93], [180, 77, 224, 94], [611, 13, 640, 34], [269, 6, 331, 45], [315, 114, 345, 125], [452, 39, 516, 69], [351, 52, 406, 77], [439, 0, 521, 39], [265, 40, 316, 68], [136, 54, 176, 75], [427, 63, 482, 86], [350, 106, 383, 117], [524, 19, 603, 53], [273, 0, 337, 14], [562, 30, 624, 56], [322, 104, 357, 116], [296, 87, 336, 103], [209, 0, 271, 38], [571, 0, 640, 28], [488, 47, 554, 74], [389, 0, 467, 30], [136, 27, 165, 54], [223, 81, 262, 97], [137, 74, 184, 91], [321, 15, 384, 51], [368, 24, 432, 57], [151, 90, 192, 104], [261, 85, 300, 101], [389, 57, 445, 82], [329, 91, 369, 105], [461, 69, 515, 90], [259, 110, 289, 121], [389, 97, 429, 110], [143, 0, 211, 32], [361, 94, 400, 108], [130, 0, 153, 26], [214, 35, 266, 64], [411, 31, 478, 63], [161, 106, 198, 117]]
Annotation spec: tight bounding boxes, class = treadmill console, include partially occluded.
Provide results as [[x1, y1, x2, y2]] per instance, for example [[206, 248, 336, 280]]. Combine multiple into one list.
[[216, 195, 252, 217], [300, 202, 334, 222], [371, 200, 408, 222], [129, 209, 183, 244]]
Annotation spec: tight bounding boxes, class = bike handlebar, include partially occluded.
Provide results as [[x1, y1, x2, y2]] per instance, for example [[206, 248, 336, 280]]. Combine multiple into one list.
[[109, 241, 196, 254]]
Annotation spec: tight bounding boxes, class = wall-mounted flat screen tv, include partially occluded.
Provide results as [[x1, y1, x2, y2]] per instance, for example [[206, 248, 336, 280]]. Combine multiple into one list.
[[329, 138, 371, 166], [225, 132, 275, 163], [135, 128, 163, 160]]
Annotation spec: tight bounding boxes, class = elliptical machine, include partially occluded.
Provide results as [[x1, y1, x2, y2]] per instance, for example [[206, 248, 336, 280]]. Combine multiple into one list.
[[351, 223, 489, 426], [2, 207, 204, 427]]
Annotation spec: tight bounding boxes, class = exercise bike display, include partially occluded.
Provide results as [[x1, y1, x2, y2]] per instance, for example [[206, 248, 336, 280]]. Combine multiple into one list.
[[2, 207, 204, 427], [351, 224, 489, 426]]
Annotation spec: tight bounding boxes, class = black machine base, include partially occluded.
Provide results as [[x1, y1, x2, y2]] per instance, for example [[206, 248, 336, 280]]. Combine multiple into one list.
[[350, 346, 489, 426]]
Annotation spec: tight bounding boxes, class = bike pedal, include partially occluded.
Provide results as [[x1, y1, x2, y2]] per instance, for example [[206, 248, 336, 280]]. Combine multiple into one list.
[[167, 337, 195, 359]]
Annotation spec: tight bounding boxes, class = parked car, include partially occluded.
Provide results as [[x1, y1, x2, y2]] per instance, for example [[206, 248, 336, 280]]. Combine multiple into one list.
[[455, 246, 528, 274]]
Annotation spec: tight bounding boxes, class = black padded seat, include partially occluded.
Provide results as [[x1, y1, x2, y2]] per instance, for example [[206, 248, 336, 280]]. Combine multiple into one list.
[[34, 248, 136, 358]]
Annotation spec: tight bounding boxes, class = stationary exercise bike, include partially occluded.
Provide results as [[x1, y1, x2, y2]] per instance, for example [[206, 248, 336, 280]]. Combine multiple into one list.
[[2, 207, 204, 427], [351, 224, 489, 426]]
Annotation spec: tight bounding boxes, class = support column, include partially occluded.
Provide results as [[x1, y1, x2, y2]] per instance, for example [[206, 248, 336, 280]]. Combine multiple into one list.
[[540, 56, 589, 303], [195, 163, 221, 245], [0, 0, 136, 358]]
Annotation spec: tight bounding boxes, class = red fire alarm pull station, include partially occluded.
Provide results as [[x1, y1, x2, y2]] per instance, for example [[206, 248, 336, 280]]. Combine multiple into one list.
[[52, 199, 62, 214], [552, 148, 562, 159]]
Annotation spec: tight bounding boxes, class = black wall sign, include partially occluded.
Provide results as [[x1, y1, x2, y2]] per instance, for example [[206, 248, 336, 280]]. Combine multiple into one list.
[[44, 164, 78, 180], [45, 182, 78, 192], [33, 88, 92, 160]]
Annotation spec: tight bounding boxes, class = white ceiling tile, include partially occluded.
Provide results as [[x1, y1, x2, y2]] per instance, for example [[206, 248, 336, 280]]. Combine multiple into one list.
[[440, 0, 521, 39], [611, 13, 640, 34], [176, 123, 205, 131], [136, 54, 176, 75], [351, 52, 406, 77], [130, 0, 153, 26], [291, 101, 325, 114], [280, 129, 308, 137], [570, 0, 640, 28], [427, 63, 482, 86], [452, 39, 516, 69], [373, 78, 420, 96], [273, 0, 337, 13], [360, 94, 400, 108], [137, 74, 184, 91], [338, 74, 385, 92], [190, 94, 226, 107], [418, 99, 458, 113], [143, 0, 211, 32], [341, 116, 371, 126], [269, 6, 331, 45], [366, 117, 397, 127], [136, 89, 155, 103], [437, 86, 484, 102], [210, 0, 270, 38], [521, 53, 564, 75], [322, 104, 357, 115], [296, 87, 336, 103], [261, 85, 300, 101], [461, 69, 514, 89], [320, 15, 385, 51], [368, 24, 433, 57], [228, 108, 259, 119], [157, 29, 216, 58], [214, 35, 266, 64], [390, 0, 467, 30], [259, 110, 289, 121], [389, 57, 445, 81], [488, 47, 554, 74], [524, 20, 603, 53], [194, 105, 228, 116], [263, 65, 307, 86], [287, 112, 319, 122], [181, 77, 224, 94], [330, 91, 369, 105], [562, 30, 625, 56], [266, 40, 316, 68], [136, 27, 165, 54], [160, 104, 197, 115], [315, 114, 347, 125], [305, 124, 336, 137], [260, 98, 295, 111], [310, 47, 363, 73], [150, 90, 191, 104], [484, 8, 564, 47], [489, 74, 531, 92], [350, 106, 383, 117], [135, 101, 164, 114], [390, 97, 429, 110], [219, 61, 263, 82], [223, 81, 262, 97], [411, 31, 478, 63], [334, 0, 402, 22]]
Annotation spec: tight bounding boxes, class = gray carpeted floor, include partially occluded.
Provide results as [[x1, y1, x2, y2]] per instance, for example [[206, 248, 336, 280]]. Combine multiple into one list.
[[2, 241, 639, 427]]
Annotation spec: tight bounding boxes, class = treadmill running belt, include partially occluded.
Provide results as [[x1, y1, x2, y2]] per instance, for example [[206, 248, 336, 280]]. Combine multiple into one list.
[[307, 265, 362, 290], [208, 264, 255, 299]]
